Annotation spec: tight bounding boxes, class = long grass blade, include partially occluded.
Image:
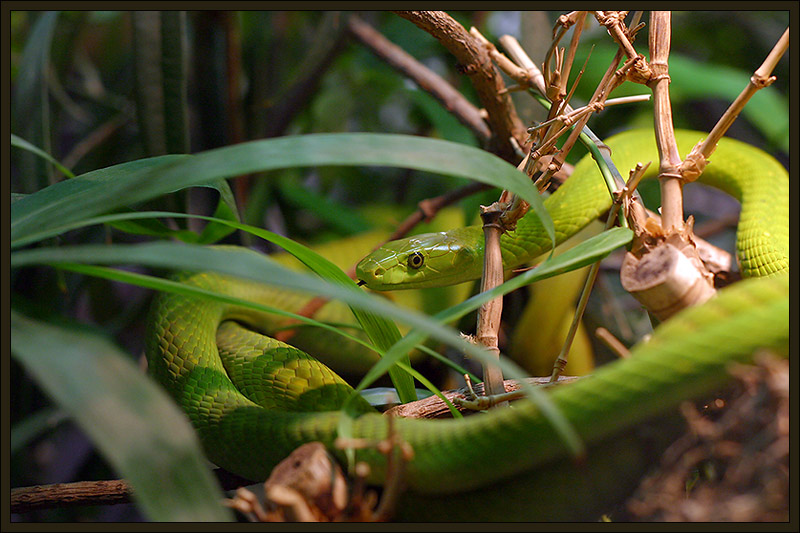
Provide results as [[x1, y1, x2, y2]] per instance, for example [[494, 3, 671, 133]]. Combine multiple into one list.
[[10, 310, 232, 521], [11, 134, 548, 249]]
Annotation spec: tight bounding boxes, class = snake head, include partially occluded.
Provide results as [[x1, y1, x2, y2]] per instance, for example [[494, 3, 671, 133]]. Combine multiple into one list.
[[356, 230, 482, 291]]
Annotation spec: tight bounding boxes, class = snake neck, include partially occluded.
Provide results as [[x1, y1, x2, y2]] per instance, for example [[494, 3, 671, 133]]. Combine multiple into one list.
[[504, 130, 789, 278]]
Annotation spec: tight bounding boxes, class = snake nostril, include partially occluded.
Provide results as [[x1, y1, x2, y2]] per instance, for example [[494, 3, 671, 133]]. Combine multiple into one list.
[[373, 267, 384, 278]]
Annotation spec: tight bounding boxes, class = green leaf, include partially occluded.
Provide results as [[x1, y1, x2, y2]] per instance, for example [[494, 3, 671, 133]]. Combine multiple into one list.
[[10, 310, 232, 521], [106, 213, 201, 242], [11, 133, 75, 179], [11, 134, 548, 250], [11, 154, 188, 247], [195, 192, 240, 244], [13, 11, 59, 192], [85, 185, 239, 245], [56, 263, 379, 355]]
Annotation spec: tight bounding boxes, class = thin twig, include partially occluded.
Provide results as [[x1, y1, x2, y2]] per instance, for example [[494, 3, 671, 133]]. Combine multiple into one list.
[[680, 27, 789, 179], [60, 113, 130, 174], [11, 480, 133, 514], [348, 15, 491, 145], [557, 11, 588, 101], [392, 10, 528, 162], [550, 155, 649, 381], [388, 376, 579, 418], [595, 327, 631, 359], [594, 11, 638, 60]]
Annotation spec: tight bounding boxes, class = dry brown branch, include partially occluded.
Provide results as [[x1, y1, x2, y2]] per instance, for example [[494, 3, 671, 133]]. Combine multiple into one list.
[[680, 26, 789, 179], [618, 162, 652, 236], [489, 21, 645, 196], [347, 15, 491, 145], [558, 11, 588, 101], [542, 13, 574, 97], [642, 208, 735, 280], [11, 480, 133, 514], [619, 17, 787, 323], [594, 11, 638, 60], [471, 15, 648, 382], [531, 42, 631, 191], [385, 376, 579, 419], [499, 34, 548, 93], [618, 11, 723, 322], [470, 28, 534, 95], [392, 10, 528, 162], [10, 468, 253, 515]]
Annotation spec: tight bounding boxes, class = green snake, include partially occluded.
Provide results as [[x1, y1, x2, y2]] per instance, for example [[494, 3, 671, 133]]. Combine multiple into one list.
[[214, 207, 472, 376], [146, 129, 789, 516]]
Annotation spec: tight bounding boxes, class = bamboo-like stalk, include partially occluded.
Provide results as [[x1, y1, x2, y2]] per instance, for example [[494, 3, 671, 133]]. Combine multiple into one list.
[[476, 204, 508, 403], [647, 11, 684, 233]]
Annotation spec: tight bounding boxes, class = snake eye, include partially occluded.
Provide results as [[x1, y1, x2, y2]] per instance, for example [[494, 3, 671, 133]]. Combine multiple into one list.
[[407, 252, 425, 269]]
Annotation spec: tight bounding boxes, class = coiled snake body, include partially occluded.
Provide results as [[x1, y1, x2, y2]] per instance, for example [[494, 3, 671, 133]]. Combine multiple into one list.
[[146, 130, 788, 515]]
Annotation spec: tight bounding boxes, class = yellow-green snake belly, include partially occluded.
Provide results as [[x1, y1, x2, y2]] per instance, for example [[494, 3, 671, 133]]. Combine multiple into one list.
[[145, 129, 789, 511]]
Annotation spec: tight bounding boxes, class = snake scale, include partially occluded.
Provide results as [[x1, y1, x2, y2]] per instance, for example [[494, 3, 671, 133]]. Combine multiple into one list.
[[146, 129, 789, 515]]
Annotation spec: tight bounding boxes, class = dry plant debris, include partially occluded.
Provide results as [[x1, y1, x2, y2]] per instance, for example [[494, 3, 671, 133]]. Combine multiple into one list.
[[625, 353, 789, 522], [225, 418, 414, 522]]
